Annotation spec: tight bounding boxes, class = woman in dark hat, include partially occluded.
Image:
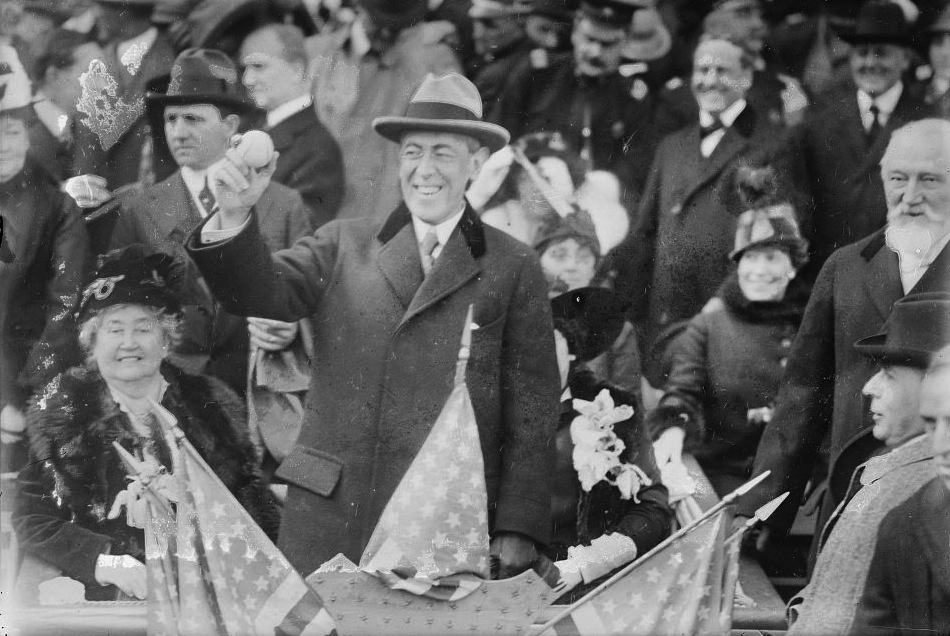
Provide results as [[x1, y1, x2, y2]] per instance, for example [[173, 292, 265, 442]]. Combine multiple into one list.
[[12, 246, 278, 601], [0, 44, 89, 474], [548, 286, 672, 600], [648, 167, 810, 497]]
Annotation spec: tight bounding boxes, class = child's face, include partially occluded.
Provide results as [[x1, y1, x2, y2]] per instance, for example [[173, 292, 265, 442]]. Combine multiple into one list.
[[540, 237, 597, 296]]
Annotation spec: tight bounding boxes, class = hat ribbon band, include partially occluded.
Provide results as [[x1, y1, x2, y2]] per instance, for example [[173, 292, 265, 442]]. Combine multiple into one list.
[[403, 101, 481, 123]]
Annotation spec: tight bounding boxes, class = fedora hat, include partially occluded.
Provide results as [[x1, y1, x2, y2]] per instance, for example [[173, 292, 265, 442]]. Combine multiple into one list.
[[551, 287, 628, 363], [373, 73, 510, 152], [854, 292, 950, 369], [146, 48, 260, 117], [839, 0, 913, 47]]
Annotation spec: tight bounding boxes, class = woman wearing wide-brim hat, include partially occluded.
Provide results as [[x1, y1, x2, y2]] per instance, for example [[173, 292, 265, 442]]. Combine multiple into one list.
[[0, 43, 89, 474]]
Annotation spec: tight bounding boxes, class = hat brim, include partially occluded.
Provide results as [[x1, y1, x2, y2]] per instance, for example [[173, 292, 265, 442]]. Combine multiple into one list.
[[729, 236, 808, 263], [854, 334, 931, 368], [839, 32, 913, 46], [373, 117, 510, 153], [146, 92, 262, 117]]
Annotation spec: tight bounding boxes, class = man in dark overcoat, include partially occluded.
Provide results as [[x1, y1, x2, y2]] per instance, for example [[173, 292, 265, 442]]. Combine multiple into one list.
[[796, 0, 933, 283], [738, 118, 950, 563], [109, 49, 313, 396], [188, 73, 561, 578], [607, 36, 796, 385]]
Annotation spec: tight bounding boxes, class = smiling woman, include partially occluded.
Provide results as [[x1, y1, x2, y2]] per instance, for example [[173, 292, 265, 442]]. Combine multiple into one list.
[[12, 245, 279, 602]]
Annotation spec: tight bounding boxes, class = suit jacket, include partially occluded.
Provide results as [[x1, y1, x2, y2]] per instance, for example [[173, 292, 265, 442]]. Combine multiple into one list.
[[110, 173, 313, 393], [0, 159, 89, 411], [71, 31, 177, 189], [739, 230, 950, 533], [609, 105, 797, 383], [787, 437, 935, 635], [798, 80, 933, 282], [852, 478, 950, 636], [268, 107, 345, 229], [188, 203, 560, 575]]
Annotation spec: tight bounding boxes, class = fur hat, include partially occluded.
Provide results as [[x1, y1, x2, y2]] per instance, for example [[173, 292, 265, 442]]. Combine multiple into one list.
[[78, 245, 185, 322], [373, 73, 510, 152], [854, 292, 950, 369], [533, 207, 602, 257]]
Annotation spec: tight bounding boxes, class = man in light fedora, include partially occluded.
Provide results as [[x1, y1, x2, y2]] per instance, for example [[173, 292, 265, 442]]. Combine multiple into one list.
[[785, 292, 950, 634], [188, 73, 561, 578], [109, 48, 313, 398]]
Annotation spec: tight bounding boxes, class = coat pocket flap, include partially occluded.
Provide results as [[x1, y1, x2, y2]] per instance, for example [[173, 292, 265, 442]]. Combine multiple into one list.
[[275, 445, 343, 497]]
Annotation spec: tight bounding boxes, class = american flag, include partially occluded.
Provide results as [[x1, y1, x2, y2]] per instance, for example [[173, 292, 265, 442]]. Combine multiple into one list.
[[546, 509, 738, 636], [143, 404, 336, 636]]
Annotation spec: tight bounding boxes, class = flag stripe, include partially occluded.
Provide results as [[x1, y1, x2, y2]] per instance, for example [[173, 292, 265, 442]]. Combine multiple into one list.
[[255, 574, 310, 634], [570, 601, 610, 636]]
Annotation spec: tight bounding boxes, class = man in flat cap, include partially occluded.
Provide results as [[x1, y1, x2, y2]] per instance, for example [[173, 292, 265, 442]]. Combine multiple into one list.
[[188, 73, 560, 578]]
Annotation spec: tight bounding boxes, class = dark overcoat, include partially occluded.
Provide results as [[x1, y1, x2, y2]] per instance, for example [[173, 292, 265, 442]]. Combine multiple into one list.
[[738, 230, 950, 534], [268, 107, 345, 229], [0, 159, 89, 412], [797, 80, 932, 282], [188, 203, 561, 575], [109, 172, 313, 393], [607, 105, 795, 383], [853, 477, 950, 636], [12, 363, 279, 600]]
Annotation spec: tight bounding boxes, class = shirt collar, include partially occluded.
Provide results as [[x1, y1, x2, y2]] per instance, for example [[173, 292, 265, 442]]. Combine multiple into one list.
[[180, 166, 208, 197], [699, 98, 747, 128], [266, 94, 313, 128], [857, 81, 903, 115], [411, 205, 466, 247]]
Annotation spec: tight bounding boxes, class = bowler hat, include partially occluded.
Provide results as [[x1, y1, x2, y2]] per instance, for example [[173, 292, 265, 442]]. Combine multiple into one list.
[[373, 73, 510, 152], [578, 0, 647, 27], [854, 292, 950, 369], [78, 245, 184, 322], [146, 48, 259, 117], [839, 0, 913, 47], [551, 287, 628, 362]]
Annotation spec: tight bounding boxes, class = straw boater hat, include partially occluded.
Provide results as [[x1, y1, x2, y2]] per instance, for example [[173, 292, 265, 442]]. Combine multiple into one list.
[[145, 48, 261, 118], [839, 0, 914, 47], [854, 292, 950, 369], [373, 73, 510, 153]]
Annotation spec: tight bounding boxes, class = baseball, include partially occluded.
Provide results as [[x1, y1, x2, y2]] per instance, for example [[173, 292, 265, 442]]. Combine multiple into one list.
[[236, 130, 275, 169]]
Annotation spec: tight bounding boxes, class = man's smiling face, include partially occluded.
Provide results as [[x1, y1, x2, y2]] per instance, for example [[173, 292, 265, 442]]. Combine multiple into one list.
[[398, 131, 487, 224]]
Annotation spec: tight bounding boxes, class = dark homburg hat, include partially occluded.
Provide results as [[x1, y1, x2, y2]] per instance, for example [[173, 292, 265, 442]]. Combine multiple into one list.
[[854, 292, 950, 369], [839, 0, 914, 47], [145, 48, 260, 117], [373, 73, 510, 153]]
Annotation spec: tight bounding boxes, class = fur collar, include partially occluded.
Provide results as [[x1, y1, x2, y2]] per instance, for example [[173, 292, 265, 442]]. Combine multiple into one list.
[[718, 271, 807, 324]]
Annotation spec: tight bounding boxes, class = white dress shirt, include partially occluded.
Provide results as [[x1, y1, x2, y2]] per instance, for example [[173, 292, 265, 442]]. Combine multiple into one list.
[[699, 99, 747, 158], [180, 166, 216, 218], [266, 94, 314, 129], [857, 82, 903, 131], [411, 207, 465, 263]]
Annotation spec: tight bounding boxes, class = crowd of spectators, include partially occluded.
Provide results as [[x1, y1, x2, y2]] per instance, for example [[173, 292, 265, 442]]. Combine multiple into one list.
[[2, 0, 950, 630]]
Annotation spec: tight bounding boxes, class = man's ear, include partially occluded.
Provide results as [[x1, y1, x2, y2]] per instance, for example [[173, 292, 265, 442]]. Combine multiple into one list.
[[469, 145, 492, 182], [224, 113, 241, 136]]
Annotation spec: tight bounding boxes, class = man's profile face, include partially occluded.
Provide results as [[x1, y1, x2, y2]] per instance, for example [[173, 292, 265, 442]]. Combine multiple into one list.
[[398, 131, 487, 225], [240, 30, 304, 111], [691, 39, 752, 116], [849, 43, 909, 98], [571, 16, 625, 77], [882, 128, 950, 242], [920, 364, 950, 492], [164, 104, 237, 170], [863, 363, 926, 448]]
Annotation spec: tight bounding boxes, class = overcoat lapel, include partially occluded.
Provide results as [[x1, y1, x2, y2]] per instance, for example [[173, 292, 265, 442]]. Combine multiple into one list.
[[917, 480, 950, 597], [402, 223, 480, 328], [377, 220, 425, 311], [680, 116, 751, 206], [148, 174, 203, 242], [862, 236, 903, 322]]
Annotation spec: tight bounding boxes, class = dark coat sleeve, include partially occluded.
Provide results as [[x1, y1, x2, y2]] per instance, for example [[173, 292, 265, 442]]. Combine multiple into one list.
[[273, 121, 345, 229], [650, 313, 710, 449], [491, 253, 560, 544], [12, 461, 113, 587], [738, 250, 838, 530]]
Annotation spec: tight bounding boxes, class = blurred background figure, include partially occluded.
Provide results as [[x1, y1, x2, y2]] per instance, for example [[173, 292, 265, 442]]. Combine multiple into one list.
[[649, 172, 809, 498], [307, 0, 461, 221], [4, 0, 71, 80], [239, 23, 344, 228], [0, 44, 89, 474], [922, 3, 950, 118], [467, 0, 531, 115]]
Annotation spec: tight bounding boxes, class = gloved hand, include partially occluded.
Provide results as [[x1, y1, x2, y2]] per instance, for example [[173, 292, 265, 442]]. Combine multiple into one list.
[[248, 317, 299, 351], [555, 533, 638, 592], [1, 404, 25, 444], [652, 426, 685, 466], [466, 145, 514, 210], [490, 532, 538, 580], [63, 174, 112, 208], [94, 554, 147, 599]]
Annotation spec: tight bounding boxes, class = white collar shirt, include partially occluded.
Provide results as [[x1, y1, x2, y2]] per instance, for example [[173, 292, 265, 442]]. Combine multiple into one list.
[[266, 94, 314, 129], [857, 81, 903, 131], [411, 206, 466, 263], [180, 166, 216, 218], [699, 98, 747, 158]]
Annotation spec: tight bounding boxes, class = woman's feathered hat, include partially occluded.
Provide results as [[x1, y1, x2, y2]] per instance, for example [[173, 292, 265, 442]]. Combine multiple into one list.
[[77, 245, 185, 321], [730, 164, 809, 268]]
